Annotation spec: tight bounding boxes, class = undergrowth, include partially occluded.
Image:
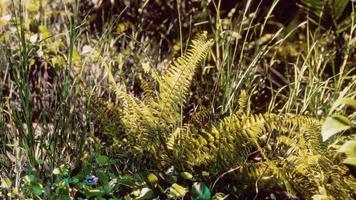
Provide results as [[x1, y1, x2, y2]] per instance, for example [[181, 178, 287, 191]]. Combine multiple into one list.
[[0, 0, 355, 199]]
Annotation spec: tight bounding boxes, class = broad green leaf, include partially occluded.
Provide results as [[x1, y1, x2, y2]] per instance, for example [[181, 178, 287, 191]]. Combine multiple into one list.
[[169, 183, 188, 197], [330, 98, 356, 113], [343, 157, 356, 167], [180, 172, 193, 180], [103, 183, 110, 193], [332, 0, 349, 20], [339, 140, 356, 157], [322, 115, 352, 141], [339, 98, 356, 109], [96, 155, 110, 165], [137, 187, 153, 200], [32, 185, 43, 196], [192, 182, 211, 200]]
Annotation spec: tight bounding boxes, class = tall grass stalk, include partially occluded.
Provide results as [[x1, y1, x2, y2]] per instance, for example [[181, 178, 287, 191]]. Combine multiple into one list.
[[279, 5, 355, 115], [211, 0, 285, 115], [10, 0, 36, 169], [47, 0, 81, 189]]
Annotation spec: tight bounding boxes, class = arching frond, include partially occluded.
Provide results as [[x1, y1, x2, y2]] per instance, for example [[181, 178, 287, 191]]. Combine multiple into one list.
[[86, 32, 356, 199], [157, 32, 213, 125]]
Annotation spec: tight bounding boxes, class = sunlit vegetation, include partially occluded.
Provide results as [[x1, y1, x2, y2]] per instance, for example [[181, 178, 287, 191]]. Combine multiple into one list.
[[0, 0, 355, 199]]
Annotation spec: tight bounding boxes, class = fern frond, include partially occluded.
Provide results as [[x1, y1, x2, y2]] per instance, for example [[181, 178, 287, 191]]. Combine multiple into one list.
[[88, 96, 125, 137], [140, 79, 157, 103], [173, 113, 342, 196], [86, 31, 356, 198], [190, 108, 213, 128], [90, 32, 213, 156], [178, 112, 356, 198], [236, 90, 248, 115], [157, 32, 213, 125]]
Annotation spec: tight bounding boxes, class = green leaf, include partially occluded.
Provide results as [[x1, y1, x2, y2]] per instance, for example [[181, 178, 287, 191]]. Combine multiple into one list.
[[343, 157, 356, 167], [96, 155, 110, 165], [180, 172, 193, 180], [322, 115, 352, 141], [136, 187, 153, 200], [24, 175, 35, 184], [32, 185, 43, 196], [339, 98, 356, 109], [337, 16, 353, 34], [71, 178, 79, 184], [339, 140, 356, 157], [103, 183, 110, 193], [169, 183, 188, 198], [118, 176, 136, 188], [332, 0, 349, 20], [97, 170, 110, 184], [192, 182, 211, 200], [36, 159, 44, 165], [330, 98, 356, 113]]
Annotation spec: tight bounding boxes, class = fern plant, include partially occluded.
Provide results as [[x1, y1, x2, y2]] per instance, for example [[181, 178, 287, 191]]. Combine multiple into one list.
[[89, 32, 213, 159], [87, 32, 356, 199], [175, 108, 355, 198]]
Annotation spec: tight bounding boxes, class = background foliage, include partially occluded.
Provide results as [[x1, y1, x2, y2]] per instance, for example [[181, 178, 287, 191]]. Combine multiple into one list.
[[0, 0, 355, 199]]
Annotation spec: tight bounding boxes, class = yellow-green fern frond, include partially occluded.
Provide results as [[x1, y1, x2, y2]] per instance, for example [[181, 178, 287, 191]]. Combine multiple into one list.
[[171, 112, 355, 198], [87, 96, 125, 137], [190, 108, 213, 128], [236, 90, 248, 115], [91, 32, 213, 157], [140, 79, 157, 103], [85, 31, 356, 198], [157, 32, 213, 125]]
